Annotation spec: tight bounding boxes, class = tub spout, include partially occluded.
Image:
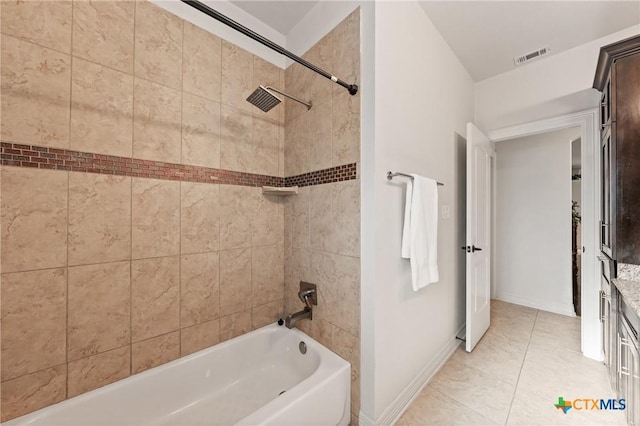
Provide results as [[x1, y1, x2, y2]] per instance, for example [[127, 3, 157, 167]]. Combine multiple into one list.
[[285, 306, 312, 329]]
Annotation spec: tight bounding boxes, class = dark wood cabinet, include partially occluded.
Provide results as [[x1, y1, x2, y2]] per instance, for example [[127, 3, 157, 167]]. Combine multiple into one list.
[[594, 35, 640, 264]]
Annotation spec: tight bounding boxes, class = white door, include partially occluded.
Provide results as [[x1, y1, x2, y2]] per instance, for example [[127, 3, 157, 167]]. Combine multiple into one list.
[[465, 123, 492, 352]]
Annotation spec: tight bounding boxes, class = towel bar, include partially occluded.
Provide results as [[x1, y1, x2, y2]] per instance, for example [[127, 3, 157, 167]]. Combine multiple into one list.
[[387, 171, 444, 186]]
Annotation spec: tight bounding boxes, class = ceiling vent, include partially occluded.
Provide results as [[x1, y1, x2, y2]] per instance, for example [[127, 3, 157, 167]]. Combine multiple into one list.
[[514, 46, 550, 66]]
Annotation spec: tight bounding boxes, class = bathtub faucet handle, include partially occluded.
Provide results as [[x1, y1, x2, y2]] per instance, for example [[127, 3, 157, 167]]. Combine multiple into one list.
[[298, 289, 314, 308], [298, 282, 317, 308]]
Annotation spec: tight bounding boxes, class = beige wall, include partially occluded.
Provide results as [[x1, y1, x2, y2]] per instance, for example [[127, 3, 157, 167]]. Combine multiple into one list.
[[0, 0, 286, 421], [283, 9, 361, 425]]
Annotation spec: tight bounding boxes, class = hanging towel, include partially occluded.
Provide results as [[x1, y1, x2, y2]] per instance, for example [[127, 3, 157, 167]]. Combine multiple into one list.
[[401, 174, 439, 290]]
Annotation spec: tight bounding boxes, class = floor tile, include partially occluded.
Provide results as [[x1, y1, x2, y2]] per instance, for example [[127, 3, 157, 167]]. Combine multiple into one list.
[[397, 387, 498, 426], [517, 343, 613, 401], [431, 351, 516, 425], [449, 329, 527, 385], [400, 301, 620, 426], [529, 310, 581, 353]]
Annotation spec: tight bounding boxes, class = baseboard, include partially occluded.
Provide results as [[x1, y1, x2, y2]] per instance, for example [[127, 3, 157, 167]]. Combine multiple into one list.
[[359, 325, 463, 426], [358, 411, 375, 426], [495, 292, 576, 317]]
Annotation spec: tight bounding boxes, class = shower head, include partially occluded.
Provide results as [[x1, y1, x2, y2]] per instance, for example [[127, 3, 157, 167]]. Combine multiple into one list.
[[246, 86, 282, 112], [246, 85, 312, 113]]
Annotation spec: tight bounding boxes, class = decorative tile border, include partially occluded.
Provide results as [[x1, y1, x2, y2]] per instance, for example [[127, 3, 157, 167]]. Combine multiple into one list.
[[285, 163, 358, 187], [0, 142, 358, 188], [0, 142, 283, 187]]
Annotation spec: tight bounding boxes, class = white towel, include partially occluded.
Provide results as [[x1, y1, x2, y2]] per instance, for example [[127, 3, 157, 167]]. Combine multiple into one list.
[[401, 174, 439, 290]]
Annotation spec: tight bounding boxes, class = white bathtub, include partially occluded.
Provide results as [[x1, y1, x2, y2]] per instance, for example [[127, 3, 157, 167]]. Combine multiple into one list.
[[6, 324, 351, 426]]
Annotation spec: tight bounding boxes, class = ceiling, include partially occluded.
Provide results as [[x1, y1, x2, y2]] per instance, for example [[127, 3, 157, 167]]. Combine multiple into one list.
[[229, 1, 639, 82], [419, 1, 640, 81], [230, 1, 319, 35]]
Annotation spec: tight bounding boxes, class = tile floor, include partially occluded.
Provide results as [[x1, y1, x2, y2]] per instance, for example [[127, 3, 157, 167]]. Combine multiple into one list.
[[397, 300, 626, 425]]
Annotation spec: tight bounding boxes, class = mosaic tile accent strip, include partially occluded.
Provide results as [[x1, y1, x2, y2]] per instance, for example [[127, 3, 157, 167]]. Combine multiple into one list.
[[0, 142, 284, 187], [0, 142, 358, 188], [285, 163, 358, 187]]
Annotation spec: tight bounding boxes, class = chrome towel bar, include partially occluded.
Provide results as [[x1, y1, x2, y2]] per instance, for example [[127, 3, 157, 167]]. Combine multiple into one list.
[[387, 171, 444, 186]]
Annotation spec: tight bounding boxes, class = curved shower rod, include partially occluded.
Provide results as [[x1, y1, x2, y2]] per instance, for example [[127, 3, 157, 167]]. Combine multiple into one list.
[[181, 0, 359, 96]]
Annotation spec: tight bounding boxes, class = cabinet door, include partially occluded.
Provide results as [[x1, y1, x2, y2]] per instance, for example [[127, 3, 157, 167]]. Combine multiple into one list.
[[610, 288, 619, 389], [614, 53, 640, 263], [619, 316, 639, 426], [618, 326, 630, 413], [601, 127, 615, 257]]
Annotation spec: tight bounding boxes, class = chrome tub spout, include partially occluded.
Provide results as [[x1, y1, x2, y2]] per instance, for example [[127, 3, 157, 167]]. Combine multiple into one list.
[[285, 306, 312, 329]]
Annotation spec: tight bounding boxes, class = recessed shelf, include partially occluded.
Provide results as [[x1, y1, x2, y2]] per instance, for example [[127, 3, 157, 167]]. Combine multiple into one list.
[[262, 186, 298, 196]]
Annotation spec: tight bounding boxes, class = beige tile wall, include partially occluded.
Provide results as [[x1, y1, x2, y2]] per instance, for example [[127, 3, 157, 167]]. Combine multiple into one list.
[[0, 0, 360, 423], [0, 0, 284, 172], [283, 8, 362, 425], [0, 167, 285, 421], [0, 0, 285, 421]]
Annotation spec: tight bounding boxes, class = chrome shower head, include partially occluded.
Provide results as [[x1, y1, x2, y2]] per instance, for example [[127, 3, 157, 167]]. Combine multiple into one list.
[[246, 85, 282, 112], [246, 85, 312, 113]]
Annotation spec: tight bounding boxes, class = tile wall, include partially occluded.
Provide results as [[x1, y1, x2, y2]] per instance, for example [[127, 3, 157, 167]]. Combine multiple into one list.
[[283, 8, 361, 425], [0, 1, 360, 423], [0, 0, 284, 421]]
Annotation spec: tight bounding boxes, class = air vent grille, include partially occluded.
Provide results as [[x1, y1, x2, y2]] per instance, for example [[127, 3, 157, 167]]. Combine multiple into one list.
[[514, 46, 550, 66]]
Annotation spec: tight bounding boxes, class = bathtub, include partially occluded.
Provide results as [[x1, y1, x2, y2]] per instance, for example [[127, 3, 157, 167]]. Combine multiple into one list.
[[6, 323, 351, 426]]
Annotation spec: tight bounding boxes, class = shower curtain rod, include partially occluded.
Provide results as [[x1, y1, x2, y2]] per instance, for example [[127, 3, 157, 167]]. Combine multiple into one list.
[[181, 0, 358, 96]]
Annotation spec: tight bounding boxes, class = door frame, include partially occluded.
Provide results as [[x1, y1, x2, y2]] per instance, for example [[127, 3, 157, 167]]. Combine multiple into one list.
[[488, 108, 601, 361]]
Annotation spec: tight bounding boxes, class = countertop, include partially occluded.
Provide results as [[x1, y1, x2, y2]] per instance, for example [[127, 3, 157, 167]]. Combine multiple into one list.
[[619, 263, 640, 282], [612, 278, 640, 318], [613, 263, 640, 318]]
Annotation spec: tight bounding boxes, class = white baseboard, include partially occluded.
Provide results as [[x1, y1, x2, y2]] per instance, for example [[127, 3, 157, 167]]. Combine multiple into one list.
[[495, 292, 576, 317], [359, 325, 463, 426], [358, 411, 375, 426]]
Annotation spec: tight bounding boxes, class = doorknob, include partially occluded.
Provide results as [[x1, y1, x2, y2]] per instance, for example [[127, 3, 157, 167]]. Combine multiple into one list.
[[462, 246, 482, 253]]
